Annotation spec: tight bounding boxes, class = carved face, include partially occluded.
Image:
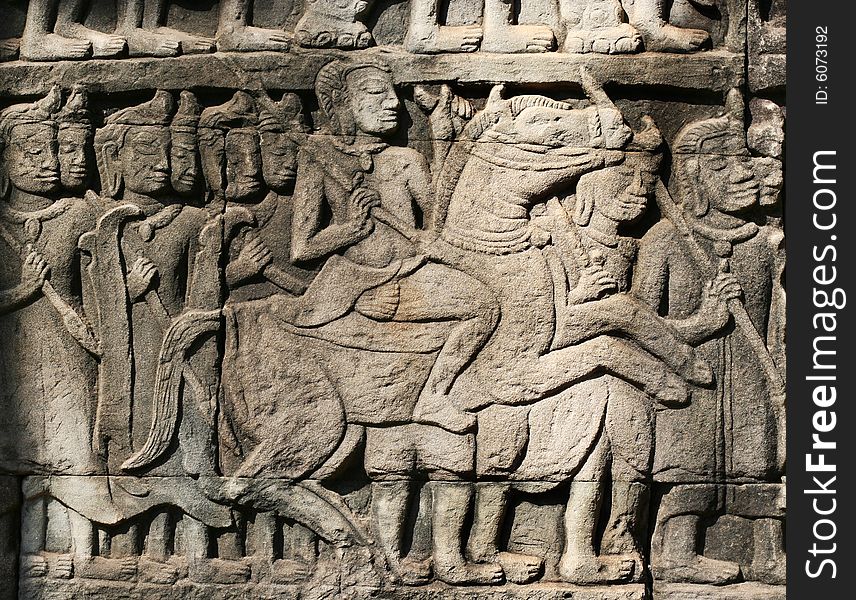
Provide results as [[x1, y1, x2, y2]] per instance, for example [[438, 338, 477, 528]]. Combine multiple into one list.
[[58, 126, 91, 191], [170, 130, 199, 194], [260, 131, 298, 193], [3, 123, 61, 195], [225, 128, 263, 202], [346, 67, 400, 136], [117, 126, 171, 196], [586, 153, 659, 224], [698, 150, 760, 214]]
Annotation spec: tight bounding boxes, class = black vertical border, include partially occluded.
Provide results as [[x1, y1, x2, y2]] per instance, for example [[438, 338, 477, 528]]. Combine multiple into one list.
[[786, 1, 855, 597]]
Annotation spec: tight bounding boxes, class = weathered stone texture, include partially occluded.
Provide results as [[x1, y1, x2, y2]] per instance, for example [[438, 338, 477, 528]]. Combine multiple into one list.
[[0, 1, 784, 598]]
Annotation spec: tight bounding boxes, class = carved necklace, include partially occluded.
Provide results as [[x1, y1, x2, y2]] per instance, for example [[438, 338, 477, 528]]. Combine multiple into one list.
[[331, 137, 388, 172], [0, 197, 75, 243], [687, 215, 759, 258], [136, 204, 182, 242]]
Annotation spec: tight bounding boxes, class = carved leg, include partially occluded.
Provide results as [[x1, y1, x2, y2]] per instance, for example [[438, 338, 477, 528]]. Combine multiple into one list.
[[55, 0, 126, 58], [404, 0, 482, 53], [433, 483, 504, 585], [651, 484, 741, 584], [750, 518, 785, 584], [137, 512, 180, 584], [371, 481, 431, 586], [218, 0, 291, 52], [20, 495, 48, 578], [602, 481, 647, 581], [481, 0, 555, 53], [185, 516, 251, 584], [467, 482, 543, 584], [74, 522, 138, 581], [146, 0, 215, 54], [402, 265, 500, 434], [0, 37, 20, 61], [20, 0, 92, 61], [115, 0, 180, 57], [559, 440, 635, 584], [555, 294, 712, 386], [624, 0, 710, 52]]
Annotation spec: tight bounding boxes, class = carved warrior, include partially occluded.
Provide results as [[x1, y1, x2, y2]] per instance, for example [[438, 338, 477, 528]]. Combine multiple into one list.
[[634, 91, 786, 585]]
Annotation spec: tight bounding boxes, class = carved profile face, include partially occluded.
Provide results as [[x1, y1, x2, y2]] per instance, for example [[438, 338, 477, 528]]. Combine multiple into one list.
[[584, 153, 660, 224], [3, 123, 61, 195], [58, 126, 91, 192], [697, 150, 760, 214], [225, 128, 263, 202], [260, 131, 298, 193], [345, 67, 400, 136], [170, 130, 199, 195], [118, 126, 171, 196]]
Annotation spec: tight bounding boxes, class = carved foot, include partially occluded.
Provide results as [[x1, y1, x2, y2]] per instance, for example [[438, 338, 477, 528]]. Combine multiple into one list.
[[20, 33, 91, 61], [20, 554, 47, 578], [50, 554, 74, 580], [496, 551, 543, 584], [481, 25, 555, 53], [217, 26, 291, 52], [188, 557, 251, 584], [54, 23, 126, 58], [155, 27, 215, 55], [434, 558, 504, 585], [120, 28, 180, 58], [137, 557, 180, 584], [295, 15, 373, 49], [0, 37, 20, 61], [649, 371, 690, 409], [268, 558, 312, 584], [559, 553, 636, 584], [405, 26, 482, 53], [412, 392, 476, 434], [653, 555, 741, 585], [563, 24, 642, 54], [74, 556, 138, 581], [638, 22, 710, 53], [389, 556, 432, 586]]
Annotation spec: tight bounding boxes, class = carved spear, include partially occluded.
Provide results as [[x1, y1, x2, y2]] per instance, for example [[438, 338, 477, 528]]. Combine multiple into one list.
[[0, 222, 100, 357]]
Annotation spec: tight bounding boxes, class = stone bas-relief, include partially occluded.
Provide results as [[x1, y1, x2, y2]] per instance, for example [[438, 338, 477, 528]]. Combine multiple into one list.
[[0, 2, 783, 599]]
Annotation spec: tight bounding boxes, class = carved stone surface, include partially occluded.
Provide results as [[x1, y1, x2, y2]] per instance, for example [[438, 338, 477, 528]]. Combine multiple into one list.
[[0, 2, 784, 598]]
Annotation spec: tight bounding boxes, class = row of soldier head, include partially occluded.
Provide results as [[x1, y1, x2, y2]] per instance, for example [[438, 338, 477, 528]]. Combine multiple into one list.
[[0, 69, 783, 220], [0, 84, 309, 205]]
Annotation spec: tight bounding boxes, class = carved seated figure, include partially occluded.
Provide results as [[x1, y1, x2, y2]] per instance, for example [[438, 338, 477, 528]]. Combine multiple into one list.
[[295, 0, 375, 49], [562, 0, 712, 53], [20, 0, 125, 60]]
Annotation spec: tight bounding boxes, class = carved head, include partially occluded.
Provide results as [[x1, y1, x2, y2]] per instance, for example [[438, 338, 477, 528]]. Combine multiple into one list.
[[748, 99, 784, 208], [56, 86, 92, 193], [574, 117, 663, 226], [316, 60, 398, 139], [199, 92, 263, 204], [672, 93, 759, 217], [95, 91, 175, 199], [257, 92, 308, 193], [170, 91, 203, 196], [0, 86, 62, 197]]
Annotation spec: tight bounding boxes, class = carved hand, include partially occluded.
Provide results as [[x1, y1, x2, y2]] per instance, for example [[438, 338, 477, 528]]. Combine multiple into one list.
[[567, 264, 618, 304], [20, 245, 50, 294], [235, 236, 274, 278], [126, 257, 158, 301], [348, 187, 380, 239], [700, 272, 743, 329]]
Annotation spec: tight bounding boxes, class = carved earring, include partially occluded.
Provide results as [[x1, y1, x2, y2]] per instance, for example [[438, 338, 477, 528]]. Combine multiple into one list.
[[572, 193, 594, 226], [100, 143, 123, 199]]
